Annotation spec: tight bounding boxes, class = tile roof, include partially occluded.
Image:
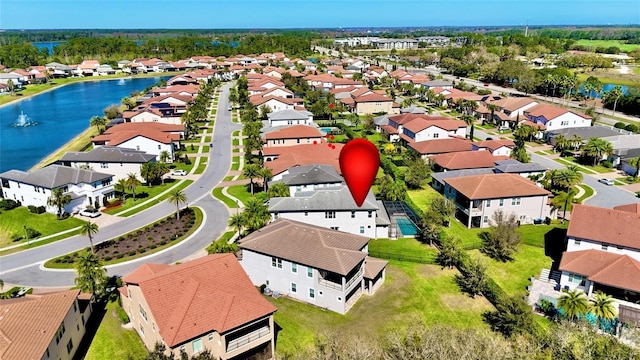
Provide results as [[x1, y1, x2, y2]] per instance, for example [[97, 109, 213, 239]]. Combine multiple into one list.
[[364, 257, 389, 279], [380, 125, 399, 135], [431, 168, 495, 183], [263, 125, 322, 140], [567, 204, 640, 249], [239, 219, 369, 276], [263, 143, 343, 176], [0, 164, 113, 189], [402, 118, 466, 133], [269, 186, 378, 212], [92, 122, 183, 146], [526, 104, 591, 120], [493, 160, 547, 174], [250, 95, 303, 106], [613, 203, 640, 214], [388, 113, 450, 125], [0, 289, 81, 360], [272, 164, 343, 186], [408, 138, 473, 155], [59, 146, 156, 163], [444, 173, 550, 200], [473, 139, 515, 151], [559, 250, 640, 293], [432, 150, 500, 170], [521, 120, 546, 130], [353, 93, 392, 103], [490, 97, 537, 112], [122, 254, 276, 347]]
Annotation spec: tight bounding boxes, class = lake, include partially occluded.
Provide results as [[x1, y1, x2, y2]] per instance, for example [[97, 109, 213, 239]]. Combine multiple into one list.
[[581, 83, 631, 98], [32, 41, 66, 55], [0, 76, 171, 173]]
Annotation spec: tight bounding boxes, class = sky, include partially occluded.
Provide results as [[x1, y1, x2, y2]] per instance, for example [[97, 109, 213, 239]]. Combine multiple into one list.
[[1, 0, 638, 29]]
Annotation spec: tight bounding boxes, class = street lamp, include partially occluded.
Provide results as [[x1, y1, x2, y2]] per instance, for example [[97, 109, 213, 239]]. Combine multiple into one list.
[[23, 225, 29, 245]]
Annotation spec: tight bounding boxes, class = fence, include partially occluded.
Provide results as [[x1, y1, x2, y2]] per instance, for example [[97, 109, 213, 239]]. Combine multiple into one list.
[[369, 250, 436, 264]]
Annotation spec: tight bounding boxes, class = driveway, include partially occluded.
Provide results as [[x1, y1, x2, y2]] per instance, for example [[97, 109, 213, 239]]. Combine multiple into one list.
[[0, 82, 241, 287]]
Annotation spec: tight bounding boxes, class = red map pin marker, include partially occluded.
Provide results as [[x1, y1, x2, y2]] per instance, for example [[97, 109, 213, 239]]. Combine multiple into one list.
[[339, 139, 380, 207]]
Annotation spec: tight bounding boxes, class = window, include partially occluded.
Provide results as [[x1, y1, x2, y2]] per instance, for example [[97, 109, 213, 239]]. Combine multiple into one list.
[[511, 197, 521, 206], [73, 301, 77, 312], [325, 211, 336, 218], [139, 304, 148, 322], [100, 162, 108, 168], [271, 257, 282, 269], [139, 323, 145, 336], [351, 211, 356, 218], [66, 339, 73, 354], [574, 239, 581, 246], [55, 323, 65, 344], [483, 216, 489, 224], [208, 333, 214, 342], [304, 211, 308, 216], [360, 226, 365, 234], [568, 273, 584, 284], [307, 267, 313, 278], [561, 120, 569, 126], [292, 263, 297, 273], [291, 283, 297, 293], [499, 199, 504, 207], [368, 211, 373, 218], [309, 288, 315, 299], [601, 244, 609, 251], [486, 199, 491, 208], [433, 133, 439, 138], [330, 226, 339, 230], [192, 338, 203, 353], [136, 146, 140, 150]]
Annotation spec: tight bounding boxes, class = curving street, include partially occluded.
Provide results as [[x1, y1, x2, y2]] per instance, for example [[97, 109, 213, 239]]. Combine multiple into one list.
[[0, 82, 240, 287]]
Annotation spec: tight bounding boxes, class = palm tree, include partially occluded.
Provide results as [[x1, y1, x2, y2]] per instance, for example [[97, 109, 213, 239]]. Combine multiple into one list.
[[582, 138, 613, 166], [553, 134, 569, 153], [243, 198, 270, 232], [80, 221, 99, 253], [570, 134, 583, 151], [89, 115, 107, 134], [243, 163, 261, 196], [589, 291, 617, 330], [167, 189, 188, 221], [552, 187, 579, 221], [259, 167, 273, 192], [116, 178, 127, 201], [74, 250, 108, 296], [552, 166, 583, 192], [125, 173, 141, 201], [543, 73, 556, 100], [47, 188, 71, 219], [486, 104, 499, 125], [461, 115, 476, 140], [607, 85, 624, 116], [159, 150, 171, 164], [582, 81, 594, 107], [629, 157, 640, 179], [557, 289, 589, 321], [267, 183, 290, 198], [228, 213, 246, 237]]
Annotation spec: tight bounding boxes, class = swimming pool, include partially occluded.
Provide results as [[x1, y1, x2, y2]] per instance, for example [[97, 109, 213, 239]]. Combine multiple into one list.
[[320, 127, 334, 133], [396, 216, 418, 237]]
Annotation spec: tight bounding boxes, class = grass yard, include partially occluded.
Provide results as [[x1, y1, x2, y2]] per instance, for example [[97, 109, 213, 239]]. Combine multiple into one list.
[[212, 187, 239, 208], [118, 180, 194, 217], [0, 207, 85, 247], [575, 184, 595, 203], [227, 184, 255, 205], [193, 159, 207, 175], [554, 157, 613, 174], [170, 158, 195, 173], [84, 300, 148, 360], [575, 39, 640, 52], [105, 180, 189, 215], [407, 187, 440, 210], [231, 156, 240, 171], [269, 261, 493, 357], [232, 138, 240, 146]]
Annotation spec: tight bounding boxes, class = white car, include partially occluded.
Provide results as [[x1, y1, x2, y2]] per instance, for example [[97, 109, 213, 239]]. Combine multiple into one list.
[[79, 208, 101, 218], [171, 169, 187, 176], [598, 178, 615, 186], [227, 105, 233, 111]]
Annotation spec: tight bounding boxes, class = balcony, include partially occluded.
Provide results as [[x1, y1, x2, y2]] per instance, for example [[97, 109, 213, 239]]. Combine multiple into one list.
[[226, 325, 270, 353], [318, 267, 364, 292]]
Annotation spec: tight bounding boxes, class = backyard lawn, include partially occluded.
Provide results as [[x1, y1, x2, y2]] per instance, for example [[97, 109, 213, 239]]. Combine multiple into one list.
[[0, 207, 85, 247], [268, 260, 493, 357], [84, 300, 147, 360], [227, 184, 255, 205]]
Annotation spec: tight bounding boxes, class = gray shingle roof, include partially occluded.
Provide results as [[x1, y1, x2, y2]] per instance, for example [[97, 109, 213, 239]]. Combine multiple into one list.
[[547, 126, 623, 139], [431, 168, 495, 184], [373, 115, 389, 126], [422, 79, 453, 87], [494, 162, 547, 174], [268, 186, 378, 212], [0, 165, 113, 189], [59, 146, 156, 163], [267, 109, 313, 121], [272, 164, 343, 186], [239, 219, 369, 275], [375, 200, 391, 225]]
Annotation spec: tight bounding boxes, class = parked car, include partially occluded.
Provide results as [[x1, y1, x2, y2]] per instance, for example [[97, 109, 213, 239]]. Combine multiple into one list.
[[598, 178, 615, 186], [227, 105, 232, 111], [79, 208, 101, 218], [171, 169, 187, 176]]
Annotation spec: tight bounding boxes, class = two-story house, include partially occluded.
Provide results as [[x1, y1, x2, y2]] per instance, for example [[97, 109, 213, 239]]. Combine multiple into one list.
[[268, 185, 383, 238], [0, 289, 93, 360], [472, 139, 516, 157], [266, 109, 314, 127], [91, 123, 183, 162], [0, 165, 115, 213], [120, 254, 277, 360], [399, 118, 467, 145], [58, 146, 156, 183], [381, 114, 451, 142], [238, 219, 388, 314], [524, 104, 592, 132], [262, 125, 323, 147], [270, 164, 344, 195], [408, 138, 473, 159], [443, 173, 554, 228], [432, 150, 504, 172], [263, 143, 343, 178], [558, 204, 640, 299]]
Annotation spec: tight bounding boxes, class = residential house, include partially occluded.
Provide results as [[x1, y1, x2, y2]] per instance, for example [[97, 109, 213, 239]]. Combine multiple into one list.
[[0, 289, 93, 360], [430, 168, 496, 193], [350, 93, 398, 115], [304, 74, 364, 91], [443, 173, 554, 228], [421, 79, 453, 89], [407, 138, 473, 159], [46, 62, 75, 77], [120, 254, 277, 359], [399, 118, 467, 145], [268, 185, 384, 238], [472, 139, 515, 157], [263, 143, 343, 178], [493, 159, 547, 178], [92, 122, 183, 162], [524, 104, 592, 132], [489, 97, 539, 118], [9, 69, 35, 84], [558, 204, 640, 300], [262, 125, 323, 147], [58, 146, 156, 183], [0, 165, 115, 213], [266, 109, 314, 127], [0, 73, 23, 87], [270, 164, 344, 195], [373, 38, 418, 49], [76, 60, 100, 76], [250, 95, 304, 112], [96, 64, 117, 76], [239, 219, 388, 314], [382, 113, 451, 142], [432, 150, 504, 172]]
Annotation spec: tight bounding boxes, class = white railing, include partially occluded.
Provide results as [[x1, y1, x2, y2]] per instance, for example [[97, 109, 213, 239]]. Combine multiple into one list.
[[344, 267, 364, 292], [226, 326, 270, 353]]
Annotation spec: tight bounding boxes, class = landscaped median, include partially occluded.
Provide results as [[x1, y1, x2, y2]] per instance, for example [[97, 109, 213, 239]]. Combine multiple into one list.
[[43, 207, 203, 268], [105, 179, 193, 216]]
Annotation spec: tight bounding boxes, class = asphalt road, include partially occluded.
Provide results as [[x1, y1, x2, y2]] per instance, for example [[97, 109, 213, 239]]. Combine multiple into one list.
[[473, 128, 640, 208], [0, 83, 241, 287]]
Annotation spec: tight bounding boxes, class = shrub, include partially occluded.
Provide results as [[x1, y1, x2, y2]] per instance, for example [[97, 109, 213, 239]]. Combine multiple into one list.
[[116, 253, 124, 259], [137, 248, 146, 254], [118, 236, 125, 242], [116, 307, 130, 323], [28, 205, 37, 213], [476, 89, 492, 95], [614, 122, 626, 129], [147, 236, 154, 240], [104, 256, 112, 261], [159, 240, 167, 245], [10, 233, 23, 242], [25, 227, 41, 239], [0, 199, 20, 210], [128, 251, 136, 256], [36, 206, 46, 214], [602, 161, 613, 168], [625, 124, 639, 133], [150, 244, 157, 249]]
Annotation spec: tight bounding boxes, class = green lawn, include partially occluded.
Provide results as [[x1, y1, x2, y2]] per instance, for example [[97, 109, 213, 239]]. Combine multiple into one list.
[[227, 184, 256, 205], [554, 157, 613, 174], [369, 237, 437, 259], [193, 159, 207, 175], [212, 188, 239, 208], [232, 138, 240, 146], [575, 39, 640, 52], [0, 207, 85, 247], [105, 180, 190, 215], [118, 180, 193, 217], [270, 262, 492, 357], [575, 184, 595, 203], [231, 156, 240, 171], [170, 158, 195, 173], [84, 300, 148, 360], [407, 187, 440, 210]]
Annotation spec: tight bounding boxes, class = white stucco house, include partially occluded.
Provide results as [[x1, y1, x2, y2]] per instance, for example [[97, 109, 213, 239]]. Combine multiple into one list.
[[266, 109, 314, 127], [91, 123, 182, 162], [270, 164, 344, 196], [238, 219, 388, 314], [0, 165, 115, 213], [58, 146, 156, 183], [524, 104, 592, 132], [399, 118, 467, 144]]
